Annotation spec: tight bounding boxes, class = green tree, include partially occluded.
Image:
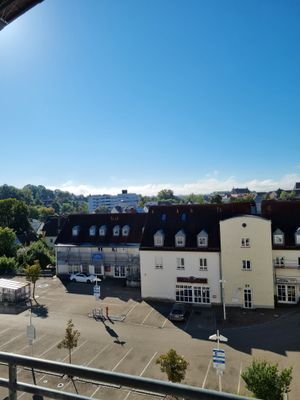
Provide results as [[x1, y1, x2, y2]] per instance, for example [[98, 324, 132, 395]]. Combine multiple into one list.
[[0, 227, 17, 257], [185, 193, 204, 204], [0, 256, 17, 275], [210, 194, 223, 204], [94, 205, 109, 214], [25, 260, 41, 299], [19, 240, 54, 269], [156, 349, 189, 383], [57, 319, 80, 364], [241, 360, 293, 400], [157, 189, 175, 201], [0, 198, 31, 233]]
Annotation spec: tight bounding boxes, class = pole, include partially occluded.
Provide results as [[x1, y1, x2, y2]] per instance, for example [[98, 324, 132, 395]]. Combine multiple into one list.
[[220, 280, 226, 321]]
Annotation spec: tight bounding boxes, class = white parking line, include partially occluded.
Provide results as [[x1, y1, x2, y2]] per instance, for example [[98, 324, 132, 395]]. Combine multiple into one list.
[[121, 351, 158, 400], [0, 327, 12, 336], [140, 352, 158, 376], [17, 334, 47, 354], [161, 318, 168, 328], [202, 359, 212, 388], [0, 332, 24, 350], [125, 303, 139, 317], [112, 348, 133, 371], [61, 339, 88, 363], [141, 309, 153, 325], [91, 347, 133, 398], [237, 361, 243, 394], [85, 343, 111, 366]]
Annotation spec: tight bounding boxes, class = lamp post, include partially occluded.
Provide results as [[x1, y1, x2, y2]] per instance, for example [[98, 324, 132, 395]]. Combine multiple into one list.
[[219, 279, 226, 321]]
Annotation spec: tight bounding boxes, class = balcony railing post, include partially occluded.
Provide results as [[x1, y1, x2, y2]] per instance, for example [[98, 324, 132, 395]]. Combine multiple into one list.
[[8, 362, 17, 400]]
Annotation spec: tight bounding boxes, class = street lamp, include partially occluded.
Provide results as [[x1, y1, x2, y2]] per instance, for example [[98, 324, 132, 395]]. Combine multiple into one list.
[[219, 279, 226, 321]]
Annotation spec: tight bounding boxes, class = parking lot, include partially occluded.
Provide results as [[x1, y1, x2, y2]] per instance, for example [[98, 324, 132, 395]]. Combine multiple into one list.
[[0, 276, 299, 399]]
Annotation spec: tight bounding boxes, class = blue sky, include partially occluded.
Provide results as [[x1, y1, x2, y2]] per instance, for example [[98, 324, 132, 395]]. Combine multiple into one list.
[[1, 0, 300, 195]]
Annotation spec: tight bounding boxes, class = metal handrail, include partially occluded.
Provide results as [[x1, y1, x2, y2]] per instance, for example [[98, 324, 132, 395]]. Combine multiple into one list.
[[0, 352, 254, 400]]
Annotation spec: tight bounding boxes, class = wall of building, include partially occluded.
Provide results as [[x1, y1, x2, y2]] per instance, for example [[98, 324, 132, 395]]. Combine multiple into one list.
[[56, 245, 140, 278], [140, 250, 221, 303], [220, 216, 274, 308], [273, 250, 300, 304]]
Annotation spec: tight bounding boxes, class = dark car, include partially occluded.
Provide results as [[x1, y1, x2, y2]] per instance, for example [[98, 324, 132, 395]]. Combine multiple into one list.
[[168, 303, 187, 322]]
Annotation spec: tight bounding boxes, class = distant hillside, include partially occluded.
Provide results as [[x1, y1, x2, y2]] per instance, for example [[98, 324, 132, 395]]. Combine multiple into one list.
[[0, 184, 88, 216]]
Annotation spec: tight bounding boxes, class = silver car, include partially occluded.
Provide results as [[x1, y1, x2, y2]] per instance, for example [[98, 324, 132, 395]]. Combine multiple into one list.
[[70, 273, 97, 283], [168, 303, 187, 322]]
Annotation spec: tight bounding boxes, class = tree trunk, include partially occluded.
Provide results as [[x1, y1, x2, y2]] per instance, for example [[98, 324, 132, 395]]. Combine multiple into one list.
[[69, 349, 72, 364], [32, 283, 36, 299]]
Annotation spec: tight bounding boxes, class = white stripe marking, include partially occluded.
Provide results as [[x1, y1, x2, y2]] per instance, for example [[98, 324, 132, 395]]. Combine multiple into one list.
[[112, 348, 133, 371], [141, 309, 153, 325], [126, 303, 139, 317], [237, 361, 243, 394], [202, 359, 212, 388], [140, 352, 158, 376], [0, 333, 24, 350], [85, 343, 111, 366]]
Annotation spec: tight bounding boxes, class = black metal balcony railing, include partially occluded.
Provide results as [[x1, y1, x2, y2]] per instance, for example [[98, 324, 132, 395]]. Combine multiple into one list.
[[0, 352, 254, 400]]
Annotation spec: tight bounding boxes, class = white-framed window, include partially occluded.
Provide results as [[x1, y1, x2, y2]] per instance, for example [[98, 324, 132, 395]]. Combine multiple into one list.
[[154, 230, 164, 247], [241, 238, 250, 247], [242, 260, 251, 270], [99, 225, 107, 236], [175, 230, 186, 247], [199, 258, 207, 271], [277, 285, 296, 303], [72, 225, 80, 236], [197, 230, 208, 247], [176, 285, 210, 304], [275, 257, 285, 266], [122, 225, 130, 237], [155, 256, 163, 269], [176, 258, 185, 270], [89, 225, 96, 236], [273, 229, 284, 245], [295, 228, 300, 245], [113, 225, 120, 236]]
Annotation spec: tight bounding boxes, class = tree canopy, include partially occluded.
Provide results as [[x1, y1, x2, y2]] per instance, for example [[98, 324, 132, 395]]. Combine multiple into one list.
[[156, 349, 189, 383], [0, 227, 17, 257], [241, 360, 293, 400]]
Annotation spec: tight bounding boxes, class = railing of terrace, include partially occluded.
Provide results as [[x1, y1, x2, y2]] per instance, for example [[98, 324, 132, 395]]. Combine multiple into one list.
[[0, 352, 255, 400]]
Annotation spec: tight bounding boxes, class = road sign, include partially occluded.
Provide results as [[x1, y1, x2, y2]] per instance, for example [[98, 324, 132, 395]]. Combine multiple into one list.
[[26, 324, 36, 341], [93, 285, 100, 299], [213, 348, 225, 371], [209, 333, 228, 342]]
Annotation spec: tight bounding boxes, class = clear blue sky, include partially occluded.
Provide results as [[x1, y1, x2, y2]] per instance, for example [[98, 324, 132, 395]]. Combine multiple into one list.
[[1, 0, 300, 195]]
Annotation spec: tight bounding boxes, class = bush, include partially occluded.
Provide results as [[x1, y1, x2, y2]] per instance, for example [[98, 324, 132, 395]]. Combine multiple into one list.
[[0, 256, 17, 274]]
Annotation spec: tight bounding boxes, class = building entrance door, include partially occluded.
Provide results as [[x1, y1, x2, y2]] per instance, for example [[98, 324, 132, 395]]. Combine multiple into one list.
[[243, 289, 252, 308]]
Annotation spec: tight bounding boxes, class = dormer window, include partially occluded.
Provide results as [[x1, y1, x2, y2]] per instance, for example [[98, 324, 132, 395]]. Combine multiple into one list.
[[181, 213, 187, 222], [99, 225, 107, 236], [295, 228, 300, 245], [175, 230, 186, 247], [154, 230, 164, 247], [122, 225, 130, 236], [273, 229, 284, 245], [72, 225, 80, 236], [161, 214, 167, 222], [89, 225, 96, 236], [197, 230, 208, 247], [113, 225, 120, 236]]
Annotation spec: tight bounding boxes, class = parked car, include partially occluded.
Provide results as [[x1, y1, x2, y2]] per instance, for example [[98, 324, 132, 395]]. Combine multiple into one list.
[[168, 303, 187, 322], [70, 273, 97, 283]]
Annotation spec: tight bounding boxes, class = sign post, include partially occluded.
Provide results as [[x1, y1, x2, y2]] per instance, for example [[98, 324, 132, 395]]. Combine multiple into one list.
[[209, 330, 228, 391]]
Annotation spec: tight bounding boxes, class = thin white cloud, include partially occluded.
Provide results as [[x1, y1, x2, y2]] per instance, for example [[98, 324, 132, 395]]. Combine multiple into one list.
[[48, 173, 300, 197]]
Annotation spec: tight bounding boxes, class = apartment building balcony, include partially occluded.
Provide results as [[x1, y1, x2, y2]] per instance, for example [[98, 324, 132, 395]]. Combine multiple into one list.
[[273, 260, 300, 269], [0, 352, 253, 400]]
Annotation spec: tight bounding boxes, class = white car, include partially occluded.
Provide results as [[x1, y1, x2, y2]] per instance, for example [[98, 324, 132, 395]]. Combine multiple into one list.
[[70, 273, 97, 283]]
